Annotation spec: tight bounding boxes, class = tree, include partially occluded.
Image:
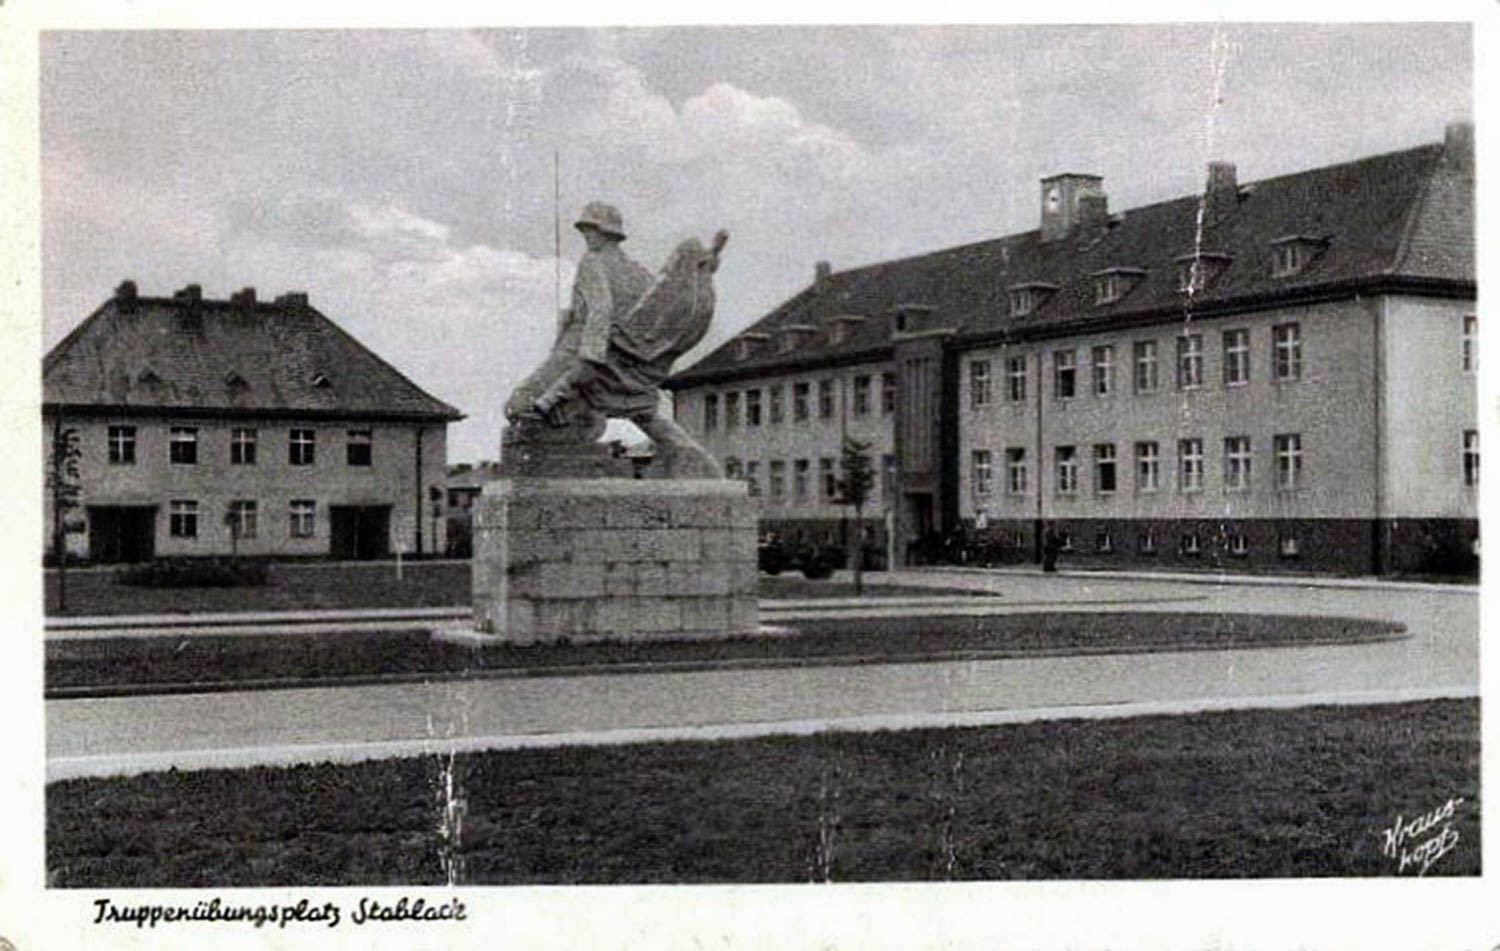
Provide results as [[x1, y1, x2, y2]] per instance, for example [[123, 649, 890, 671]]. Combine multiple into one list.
[[836, 436, 876, 595], [47, 417, 82, 612]]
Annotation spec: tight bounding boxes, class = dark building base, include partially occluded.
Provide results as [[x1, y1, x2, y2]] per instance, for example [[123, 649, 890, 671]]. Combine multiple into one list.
[[963, 517, 1478, 579]]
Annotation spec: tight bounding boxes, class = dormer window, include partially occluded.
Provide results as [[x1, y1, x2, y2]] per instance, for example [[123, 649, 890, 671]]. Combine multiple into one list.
[[736, 332, 769, 362], [1091, 267, 1146, 306], [224, 370, 248, 388], [1269, 235, 1328, 277], [1008, 282, 1059, 318], [311, 373, 332, 389], [136, 368, 161, 386], [826, 314, 867, 346], [1174, 252, 1232, 294]]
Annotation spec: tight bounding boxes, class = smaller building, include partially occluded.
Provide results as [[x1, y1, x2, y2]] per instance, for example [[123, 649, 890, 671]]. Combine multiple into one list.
[[44, 282, 463, 562], [444, 460, 503, 556]]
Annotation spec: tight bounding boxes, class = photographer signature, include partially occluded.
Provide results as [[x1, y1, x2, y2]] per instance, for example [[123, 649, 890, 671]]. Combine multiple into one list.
[[1378, 796, 1464, 875]]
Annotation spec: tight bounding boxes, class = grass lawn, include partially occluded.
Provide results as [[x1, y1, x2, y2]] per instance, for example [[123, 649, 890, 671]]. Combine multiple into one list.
[[46, 698, 1479, 886], [44, 562, 978, 617], [46, 612, 1404, 695]]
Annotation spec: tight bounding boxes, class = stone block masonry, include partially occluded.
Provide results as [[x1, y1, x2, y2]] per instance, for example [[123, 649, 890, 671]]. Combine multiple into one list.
[[466, 478, 758, 644]]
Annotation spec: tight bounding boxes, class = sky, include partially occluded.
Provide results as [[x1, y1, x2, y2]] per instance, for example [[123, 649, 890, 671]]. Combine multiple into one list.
[[39, 23, 1472, 463]]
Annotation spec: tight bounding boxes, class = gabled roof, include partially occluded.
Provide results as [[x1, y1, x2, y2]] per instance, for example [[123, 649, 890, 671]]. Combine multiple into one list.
[[43, 289, 463, 421], [671, 134, 1473, 388]]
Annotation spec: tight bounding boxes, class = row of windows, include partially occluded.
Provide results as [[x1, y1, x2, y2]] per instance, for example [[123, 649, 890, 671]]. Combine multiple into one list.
[[108, 426, 374, 467], [703, 373, 898, 433], [1001, 525, 1307, 559], [969, 324, 1304, 408], [167, 499, 318, 540], [722, 454, 898, 504], [972, 430, 1480, 496]]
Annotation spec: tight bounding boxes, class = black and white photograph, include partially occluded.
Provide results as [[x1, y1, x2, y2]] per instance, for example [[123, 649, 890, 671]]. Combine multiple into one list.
[[2, 5, 1493, 950]]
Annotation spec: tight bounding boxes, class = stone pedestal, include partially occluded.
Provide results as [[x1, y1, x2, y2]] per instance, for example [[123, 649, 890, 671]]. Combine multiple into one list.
[[454, 477, 759, 644]]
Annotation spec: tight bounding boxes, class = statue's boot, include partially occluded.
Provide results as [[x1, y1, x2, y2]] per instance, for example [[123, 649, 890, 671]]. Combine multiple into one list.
[[633, 412, 722, 479]]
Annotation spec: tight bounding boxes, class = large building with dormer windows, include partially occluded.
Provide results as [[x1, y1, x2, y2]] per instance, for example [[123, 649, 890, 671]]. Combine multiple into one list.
[[43, 283, 462, 562], [667, 123, 1477, 575]]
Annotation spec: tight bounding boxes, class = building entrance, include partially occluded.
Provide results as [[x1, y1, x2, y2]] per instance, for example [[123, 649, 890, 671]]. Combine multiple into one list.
[[329, 505, 392, 560], [87, 506, 156, 563]]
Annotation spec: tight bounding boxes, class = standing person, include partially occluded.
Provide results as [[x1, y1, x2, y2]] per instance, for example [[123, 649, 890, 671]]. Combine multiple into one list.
[[1042, 525, 1062, 573]]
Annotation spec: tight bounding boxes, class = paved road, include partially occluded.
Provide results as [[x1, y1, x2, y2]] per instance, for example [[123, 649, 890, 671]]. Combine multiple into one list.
[[47, 572, 1477, 780]]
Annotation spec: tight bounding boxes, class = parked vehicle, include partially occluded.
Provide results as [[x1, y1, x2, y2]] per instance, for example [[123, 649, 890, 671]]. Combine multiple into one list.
[[758, 537, 841, 580]]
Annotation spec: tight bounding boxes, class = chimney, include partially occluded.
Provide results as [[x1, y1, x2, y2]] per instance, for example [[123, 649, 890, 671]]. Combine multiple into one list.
[[1205, 161, 1238, 225], [276, 291, 309, 308], [1076, 193, 1110, 247], [173, 284, 202, 301], [1445, 121, 1474, 176], [230, 286, 257, 308], [114, 280, 138, 312], [814, 261, 832, 293], [1039, 173, 1104, 243]]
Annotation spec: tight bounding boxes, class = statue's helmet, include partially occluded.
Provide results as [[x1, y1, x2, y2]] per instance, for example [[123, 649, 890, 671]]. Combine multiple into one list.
[[574, 201, 626, 240]]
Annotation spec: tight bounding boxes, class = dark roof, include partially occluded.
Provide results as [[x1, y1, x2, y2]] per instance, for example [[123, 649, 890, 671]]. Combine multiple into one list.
[[43, 290, 463, 421], [671, 135, 1473, 387]]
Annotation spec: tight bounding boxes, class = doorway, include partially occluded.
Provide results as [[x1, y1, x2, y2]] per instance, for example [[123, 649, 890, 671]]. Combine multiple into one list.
[[87, 506, 156, 563], [329, 505, 391, 560]]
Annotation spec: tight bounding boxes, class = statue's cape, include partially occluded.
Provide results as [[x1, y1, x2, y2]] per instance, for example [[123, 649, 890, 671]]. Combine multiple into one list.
[[609, 238, 717, 364]]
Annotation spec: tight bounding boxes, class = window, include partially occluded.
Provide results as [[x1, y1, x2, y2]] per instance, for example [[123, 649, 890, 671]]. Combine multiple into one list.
[[821, 457, 837, 500], [1133, 341, 1159, 393], [882, 454, 897, 499], [769, 386, 784, 424], [972, 450, 993, 496], [227, 500, 258, 540], [1056, 446, 1078, 494], [1271, 239, 1321, 277], [1135, 441, 1160, 492], [1463, 316, 1477, 372], [1177, 334, 1203, 389], [1224, 436, 1252, 491], [1177, 259, 1205, 294], [169, 500, 198, 539], [1006, 448, 1028, 495], [724, 457, 742, 479], [1054, 350, 1077, 399], [970, 361, 991, 409], [1180, 532, 1203, 556], [1138, 528, 1158, 555], [841, 376, 865, 418], [818, 380, 835, 419], [745, 389, 762, 427], [1274, 433, 1302, 490], [1464, 430, 1479, 487], [1093, 443, 1117, 494], [1223, 329, 1250, 386], [1279, 533, 1301, 558], [1091, 345, 1114, 397], [1010, 287, 1036, 316], [169, 426, 198, 465], [882, 372, 897, 415], [1272, 323, 1301, 381], [1095, 273, 1127, 305], [289, 499, 316, 539], [108, 425, 136, 465], [1007, 356, 1028, 402], [770, 460, 787, 500], [231, 427, 257, 465], [346, 429, 372, 467], [289, 428, 316, 466], [704, 394, 719, 432], [1228, 532, 1249, 557], [1179, 438, 1204, 492], [794, 459, 810, 502], [1095, 529, 1114, 554], [744, 461, 760, 497], [724, 391, 740, 429], [793, 383, 810, 422]]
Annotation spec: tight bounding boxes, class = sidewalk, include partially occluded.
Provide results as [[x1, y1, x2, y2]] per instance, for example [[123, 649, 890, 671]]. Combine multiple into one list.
[[900, 564, 1478, 595]]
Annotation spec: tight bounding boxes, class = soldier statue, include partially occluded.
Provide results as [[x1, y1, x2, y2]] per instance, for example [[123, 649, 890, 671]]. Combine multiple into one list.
[[505, 201, 725, 479]]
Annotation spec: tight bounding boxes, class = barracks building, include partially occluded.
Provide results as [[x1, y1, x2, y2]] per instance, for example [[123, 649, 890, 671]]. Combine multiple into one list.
[[666, 123, 1478, 576], [43, 283, 462, 562]]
